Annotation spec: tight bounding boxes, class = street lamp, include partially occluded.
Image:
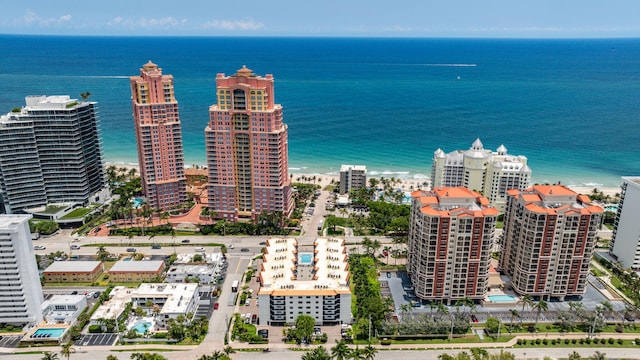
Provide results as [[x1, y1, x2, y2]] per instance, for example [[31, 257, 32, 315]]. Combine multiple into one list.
[[449, 314, 454, 341]]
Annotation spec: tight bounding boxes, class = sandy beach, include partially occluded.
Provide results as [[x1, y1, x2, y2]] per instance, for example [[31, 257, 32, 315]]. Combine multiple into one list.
[[106, 163, 620, 201]]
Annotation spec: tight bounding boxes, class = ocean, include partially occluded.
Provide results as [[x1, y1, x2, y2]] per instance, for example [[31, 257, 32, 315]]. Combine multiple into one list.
[[1, 35, 639, 188]]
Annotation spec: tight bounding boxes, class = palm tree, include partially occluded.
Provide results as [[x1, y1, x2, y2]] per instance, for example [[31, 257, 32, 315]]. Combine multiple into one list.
[[223, 346, 235, 356], [509, 308, 520, 329], [331, 340, 350, 360], [349, 346, 366, 360], [198, 351, 223, 360], [533, 299, 548, 326], [41, 351, 59, 360], [106, 355, 119, 360], [470, 348, 489, 360], [568, 351, 582, 360], [520, 294, 534, 313], [80, 91, 91, 101], [60, 341, 75, 360], [363, 344, 378, 360], [589, 351, 607, 360]]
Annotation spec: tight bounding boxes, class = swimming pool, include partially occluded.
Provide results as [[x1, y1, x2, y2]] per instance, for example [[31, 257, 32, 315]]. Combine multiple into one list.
[[487, 294, 518, 303], [32, 328, 66, 338], [131, 321, 153, 334], [604, 205, 618, 212], [299, 253, 313, 264], [132, 197, 144, 209]]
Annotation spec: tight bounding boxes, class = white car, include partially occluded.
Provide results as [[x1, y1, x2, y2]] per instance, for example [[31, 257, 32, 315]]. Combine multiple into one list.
[[195, 247, 205, 252], [228, 244, 234, 249], [34, 245, 46, 250]]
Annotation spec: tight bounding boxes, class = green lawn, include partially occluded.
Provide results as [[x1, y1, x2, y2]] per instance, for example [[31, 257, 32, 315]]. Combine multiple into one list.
[[42, 205, 67, 214], [60, 208, 91, 219]]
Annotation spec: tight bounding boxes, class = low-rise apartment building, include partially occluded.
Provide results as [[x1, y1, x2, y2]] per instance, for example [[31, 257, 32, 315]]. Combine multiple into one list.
[[258, 238, 351, 326], [108, 260, 165, 282], [43, 261, 103, 283]]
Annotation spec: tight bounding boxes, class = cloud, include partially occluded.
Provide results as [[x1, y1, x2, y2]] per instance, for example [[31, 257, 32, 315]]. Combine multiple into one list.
[[107, 16, 188, 30], [22, 9, 72, 27], [202, 19, 264, 31]]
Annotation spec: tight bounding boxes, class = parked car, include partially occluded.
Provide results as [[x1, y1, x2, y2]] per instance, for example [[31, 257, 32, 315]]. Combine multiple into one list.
[[33, 245, 46, 250], [251, 314, 257, 324], [257, 329, 268, 339], [181, 239, 190, 243], [214, 303, 219, 310]]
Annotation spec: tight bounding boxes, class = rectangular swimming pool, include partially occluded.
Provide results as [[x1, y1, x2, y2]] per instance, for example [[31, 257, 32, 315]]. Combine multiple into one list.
[[299, 253, 313, 264], [487, 294, 517, 303], [32, 328, 66, 338]]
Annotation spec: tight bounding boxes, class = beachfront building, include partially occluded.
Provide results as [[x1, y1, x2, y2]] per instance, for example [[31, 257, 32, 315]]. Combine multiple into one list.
[[205, 66, 293, 222], [130, 61, 187, 210], [0, 95, 108, 214], [500, 185, 603, 300], [407, 187, 498, 304], [108, 260, 165, 282], [609, 176, 640, 272], [258, 238, 351, 326], [431, 139, 531, 211], [339, 165, 367, 195], [41, 295, 87, 325], [43, 261, 104, 283], [0, 215, 44, 327]]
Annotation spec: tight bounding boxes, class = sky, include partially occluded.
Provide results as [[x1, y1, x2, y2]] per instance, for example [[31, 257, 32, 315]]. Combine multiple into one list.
[[0, 0, 639, 38]]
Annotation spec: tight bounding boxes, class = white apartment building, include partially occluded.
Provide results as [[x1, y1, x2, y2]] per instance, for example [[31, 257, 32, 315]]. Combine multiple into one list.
[[339, 165, 367, 195], [41, 295, 87, 325], [431, 139, 531, 211], [0, 95, 108, 214], [91, 283, 199, 330], [610, 176, 640, 272], [258, 238, 351, 326], [0, 215, 44, 327]]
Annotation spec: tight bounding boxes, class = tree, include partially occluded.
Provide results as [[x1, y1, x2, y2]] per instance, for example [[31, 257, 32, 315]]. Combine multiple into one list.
[[485, 317, 501, 336], [301, 346, 331, 360], [130, 354, 167, 360], [106, 355, 119, 360], [41, 352, 59, 360], [80, 92, 91, 101], [96, 245, 110, 261], [568, 351, 582, 360], [349, 346, 366, 360], [508, 309, 520, 330], [331, 340, 351, 360], [363, 344, 378, 360], [533, 299, 548, 326], [295, 314, 315, 343], [589, 351, 607, 360], [60, 342, 75, 360], [470, 348, 488, 360], [520, 294, 534, 313]]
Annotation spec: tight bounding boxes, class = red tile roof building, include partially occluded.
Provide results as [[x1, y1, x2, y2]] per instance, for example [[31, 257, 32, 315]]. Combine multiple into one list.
[[407, 187, 499, 304], [500, 185, 603, 300], [205, 66, 293, 222], [130, 61, 187, 210]]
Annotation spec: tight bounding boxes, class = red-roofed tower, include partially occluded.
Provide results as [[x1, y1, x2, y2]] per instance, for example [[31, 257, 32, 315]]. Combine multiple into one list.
[[500, 185, 603, 300], [407, 187, 498, 304]]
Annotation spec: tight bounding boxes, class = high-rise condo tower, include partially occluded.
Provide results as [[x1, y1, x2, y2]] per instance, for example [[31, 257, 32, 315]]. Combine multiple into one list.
[[130, 61, 187, 210]]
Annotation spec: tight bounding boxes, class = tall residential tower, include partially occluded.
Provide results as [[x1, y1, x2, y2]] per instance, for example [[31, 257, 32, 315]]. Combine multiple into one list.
[[431, 139, 531, 211], [609, 176, 640, 272], [500, 185, 602, 300], [205, 66, 292, 222], [0, 95, 108, 214], [0, 215, 44, 327], [130, 61, 187, 210], [407, 187, 498, 304]]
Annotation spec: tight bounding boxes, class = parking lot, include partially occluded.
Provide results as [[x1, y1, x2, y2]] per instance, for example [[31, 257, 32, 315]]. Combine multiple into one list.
[[0, 335, 22, 348], [74, 333, 118, 346]]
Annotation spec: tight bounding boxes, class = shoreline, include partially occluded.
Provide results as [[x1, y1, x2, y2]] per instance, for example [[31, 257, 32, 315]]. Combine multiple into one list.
[[105, 162, 621, 199]]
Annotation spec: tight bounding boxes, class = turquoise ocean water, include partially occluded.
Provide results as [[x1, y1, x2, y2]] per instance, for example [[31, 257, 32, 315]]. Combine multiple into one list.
[[1, 35, 639, 187]]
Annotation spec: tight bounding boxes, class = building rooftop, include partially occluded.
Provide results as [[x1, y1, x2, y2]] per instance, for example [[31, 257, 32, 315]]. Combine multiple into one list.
[[340, 165, 367, 172], [509, 185, 603, 215], [109, 260, 164, 273], [0, 214, 31, 229], [44, 261, 102, 273], [413, 187, 498, 216], [167, 263, 217, 276], [134, 283, 198, 314], [259, 238, 350, 297]]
